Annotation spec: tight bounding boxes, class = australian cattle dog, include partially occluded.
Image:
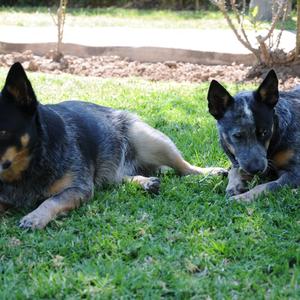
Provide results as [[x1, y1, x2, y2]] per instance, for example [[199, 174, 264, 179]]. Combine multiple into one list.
[[208, 69, 300, 202], [0, 62, 226, 229]]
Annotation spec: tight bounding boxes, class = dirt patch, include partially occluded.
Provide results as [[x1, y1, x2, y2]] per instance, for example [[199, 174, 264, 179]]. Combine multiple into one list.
[[1, 50, 300, 90]]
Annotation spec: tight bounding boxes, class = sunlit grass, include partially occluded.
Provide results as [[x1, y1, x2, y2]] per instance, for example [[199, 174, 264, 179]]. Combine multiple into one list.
[[0, 6, 296, 30]]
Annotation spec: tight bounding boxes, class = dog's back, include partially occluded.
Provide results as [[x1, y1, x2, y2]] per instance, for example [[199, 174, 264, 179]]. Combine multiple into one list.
[[43, 101, 142, 186]]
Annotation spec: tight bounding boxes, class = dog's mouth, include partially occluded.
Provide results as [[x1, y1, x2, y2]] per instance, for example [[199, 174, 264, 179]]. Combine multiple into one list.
[[238, 167, 256, 180]]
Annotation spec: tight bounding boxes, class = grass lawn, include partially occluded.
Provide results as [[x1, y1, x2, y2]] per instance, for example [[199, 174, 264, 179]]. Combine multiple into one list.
[[0, 68, 299, 299], [0, 6, 296, 30]]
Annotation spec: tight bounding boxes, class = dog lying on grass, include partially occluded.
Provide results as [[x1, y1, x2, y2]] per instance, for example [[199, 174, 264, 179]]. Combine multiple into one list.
[[0, 62, 226, 229], [208, 69, 300, 202]]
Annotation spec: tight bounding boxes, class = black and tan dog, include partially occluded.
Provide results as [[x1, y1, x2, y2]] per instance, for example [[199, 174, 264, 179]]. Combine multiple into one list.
[[0, 62, 226, 229], [208, 69, 300, 202]]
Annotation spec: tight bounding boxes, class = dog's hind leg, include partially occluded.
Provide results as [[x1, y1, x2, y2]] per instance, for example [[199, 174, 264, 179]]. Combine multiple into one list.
[[128, 121, 227, 177], [123, 175, 160, 194]]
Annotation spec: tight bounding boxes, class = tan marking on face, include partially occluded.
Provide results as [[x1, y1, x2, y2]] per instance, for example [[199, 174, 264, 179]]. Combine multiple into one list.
[[222, 133, 235, 155], [48, 172, 73, 195], [0, 133, 32, 182], [2, 146, 17, 162], [21, 133, 30, 147], [272, 149, 294, 168], [0, 147, 31, 182]]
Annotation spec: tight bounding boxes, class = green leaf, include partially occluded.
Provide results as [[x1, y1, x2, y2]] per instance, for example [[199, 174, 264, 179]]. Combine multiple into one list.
[[250, 5, 259, 18]]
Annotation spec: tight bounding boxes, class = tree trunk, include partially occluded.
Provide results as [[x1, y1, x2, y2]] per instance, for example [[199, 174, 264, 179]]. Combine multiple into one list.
[[249, 0, 273, 21], [178, 0, 183, 9]]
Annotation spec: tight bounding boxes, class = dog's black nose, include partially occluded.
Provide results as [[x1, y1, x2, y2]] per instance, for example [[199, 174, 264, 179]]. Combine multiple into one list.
[[2, 160, 12, 170], [244, 160, 266, 175]]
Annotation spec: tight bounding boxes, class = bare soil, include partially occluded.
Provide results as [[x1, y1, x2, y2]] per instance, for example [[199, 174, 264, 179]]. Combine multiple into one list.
[[1, 50, 300, 90]]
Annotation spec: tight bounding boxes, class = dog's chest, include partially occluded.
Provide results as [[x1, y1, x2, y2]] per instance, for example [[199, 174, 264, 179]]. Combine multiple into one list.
[[0, 182, 45, 208]]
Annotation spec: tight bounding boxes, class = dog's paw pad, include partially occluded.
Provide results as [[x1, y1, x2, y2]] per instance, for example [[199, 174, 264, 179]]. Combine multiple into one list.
[[143, 177, 160, 194], [19, 213, 47, 230], [229, 192, 253, 203], [191, 166, 228, 177], [210, 167, 228, 177]]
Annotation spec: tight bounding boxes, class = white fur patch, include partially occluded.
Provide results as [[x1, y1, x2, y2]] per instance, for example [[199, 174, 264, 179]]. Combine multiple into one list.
[[243, 101, 253, 119]]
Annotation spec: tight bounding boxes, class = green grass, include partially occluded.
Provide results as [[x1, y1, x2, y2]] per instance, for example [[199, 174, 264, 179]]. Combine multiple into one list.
[[0, 69, 300, 299], [0, 6, 229, 29], [0, 6, 296, 30]]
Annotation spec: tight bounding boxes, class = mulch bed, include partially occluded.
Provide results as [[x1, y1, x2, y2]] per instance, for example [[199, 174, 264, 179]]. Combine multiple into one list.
[[1, 50, 300, 90]]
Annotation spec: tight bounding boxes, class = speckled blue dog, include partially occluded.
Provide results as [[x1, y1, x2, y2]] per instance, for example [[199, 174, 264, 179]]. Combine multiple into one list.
[[208, 70, 300, 202]]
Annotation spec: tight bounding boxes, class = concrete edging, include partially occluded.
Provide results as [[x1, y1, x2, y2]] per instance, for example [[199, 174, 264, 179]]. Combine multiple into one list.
[[0, 42, 257, 65]]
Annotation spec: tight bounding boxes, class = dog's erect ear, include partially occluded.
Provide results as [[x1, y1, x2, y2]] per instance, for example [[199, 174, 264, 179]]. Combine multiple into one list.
[[256, 69, 279, 108], [2, 62, 38, 114], [207, 80, 234, 120]]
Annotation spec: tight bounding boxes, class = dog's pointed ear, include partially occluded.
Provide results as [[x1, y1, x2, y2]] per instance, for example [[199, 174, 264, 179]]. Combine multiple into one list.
[[256, 69, 279, 108], [2, 62, 38, 114], [207, 80, 234, 120]]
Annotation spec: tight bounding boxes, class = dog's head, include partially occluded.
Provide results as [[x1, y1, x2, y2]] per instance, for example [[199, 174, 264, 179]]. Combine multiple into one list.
[[0, 62, 39, 182], [207, 70, 278, 175]]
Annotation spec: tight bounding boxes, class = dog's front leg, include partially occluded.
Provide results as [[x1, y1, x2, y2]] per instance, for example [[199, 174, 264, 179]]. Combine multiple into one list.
[[226, 167, 251, 196], [231, 171, 297, 203], [19, 187, 93, 229]]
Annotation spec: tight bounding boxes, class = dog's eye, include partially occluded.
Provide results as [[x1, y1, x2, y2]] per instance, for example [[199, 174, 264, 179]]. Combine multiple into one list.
[[232, 132, 243, 139], [0, 130, 9, 138], [258, 129, 268, 137]]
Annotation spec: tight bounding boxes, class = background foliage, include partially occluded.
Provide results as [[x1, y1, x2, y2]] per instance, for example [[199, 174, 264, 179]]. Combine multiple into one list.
[[0, 0, 213, 9]]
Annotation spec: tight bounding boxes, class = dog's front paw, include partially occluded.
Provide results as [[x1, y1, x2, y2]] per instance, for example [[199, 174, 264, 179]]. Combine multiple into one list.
[[19, 211, 51, 230], [230, 191, 254, 203], [142, 177, 160, 194], [191, 166, 228, 177], [226, 185, 248, 197], [207, 167, 228, 177], [226, 189, 237, 197]]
